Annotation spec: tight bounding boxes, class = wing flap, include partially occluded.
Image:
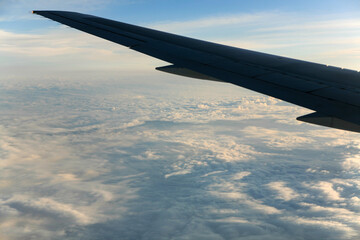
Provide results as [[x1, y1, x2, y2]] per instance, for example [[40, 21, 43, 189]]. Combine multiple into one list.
[[156, 65, 220, 81], [297, 112, 360, 132]]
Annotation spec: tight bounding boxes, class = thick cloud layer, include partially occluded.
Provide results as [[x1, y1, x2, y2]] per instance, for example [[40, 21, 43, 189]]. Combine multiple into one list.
[[0, 76, 359, 240]]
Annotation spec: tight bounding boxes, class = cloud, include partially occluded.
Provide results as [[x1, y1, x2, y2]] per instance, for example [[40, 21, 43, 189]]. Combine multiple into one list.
[[300, 203, 360, 225], [255, 18, 360, 33], [151, 12, 280, 33], [267, 181, 300, 201], [1, 57, 360, 239], [0, 28, 124, 57], [342, 155, 360, 172], [0, 28, 161, 78], [308, 181, 344, 201], [231, 171, 251, 180], [281, 216, 358, 239], [5, 196, 94, 225], [209, 191, 283, 215]]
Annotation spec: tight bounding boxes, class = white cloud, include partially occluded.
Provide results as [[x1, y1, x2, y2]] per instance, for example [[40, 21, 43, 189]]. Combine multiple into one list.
[[281, 216, 358, 239], [342, 155, 360, 171], [267, 181, 300, 201], [241, 126, 315, 149], [7, 196, 94, 225], [0, 28, 133, 59], [164, 169, 192, 179], [232, 171, 251, 180], [300, 203, 360, 226], [209, 180, 283, 215], [0, 27, 163, 79], [308, 181, 344, 201], [57, 173, 80, 181], [255, 18, 360, 33], [211, 217, 251, 224], [210, 190, 282, 215]]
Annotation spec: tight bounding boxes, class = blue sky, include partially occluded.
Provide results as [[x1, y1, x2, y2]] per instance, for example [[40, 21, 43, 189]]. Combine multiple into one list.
[[1, 0, 360, 32], [1, 0, 360, 76]]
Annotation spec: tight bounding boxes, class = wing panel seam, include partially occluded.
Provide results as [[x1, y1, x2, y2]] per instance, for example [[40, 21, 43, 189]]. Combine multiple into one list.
[[49, 12, 147, 44]]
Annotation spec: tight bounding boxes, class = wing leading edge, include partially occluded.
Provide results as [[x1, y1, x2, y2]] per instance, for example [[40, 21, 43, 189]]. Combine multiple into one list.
[[33, 10, 360, 133]]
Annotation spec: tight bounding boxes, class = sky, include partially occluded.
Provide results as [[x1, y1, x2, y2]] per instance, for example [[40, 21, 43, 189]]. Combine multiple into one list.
[[1, 1, 360, 240], [1, 0, 360, 79]]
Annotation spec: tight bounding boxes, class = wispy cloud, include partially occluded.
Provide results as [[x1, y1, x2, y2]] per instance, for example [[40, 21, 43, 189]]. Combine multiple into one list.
[[0, 27, 161, 77], [152, 12, 360, 69], [151, 11, 281, 32]]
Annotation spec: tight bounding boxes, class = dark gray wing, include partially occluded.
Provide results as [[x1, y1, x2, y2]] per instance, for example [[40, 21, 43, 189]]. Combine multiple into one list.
[[33, 10, 360, 133]]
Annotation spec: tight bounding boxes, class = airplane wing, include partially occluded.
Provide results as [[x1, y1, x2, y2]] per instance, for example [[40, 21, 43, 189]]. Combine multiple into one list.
[[33, 10, 360, 133]]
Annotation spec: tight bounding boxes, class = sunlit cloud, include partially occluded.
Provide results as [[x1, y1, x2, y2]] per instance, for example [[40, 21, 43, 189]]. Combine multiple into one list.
[[308, 181, 344, 201], [342, 155, 360, 172], [281, 216, 358, 239], [1, 81, 360, 239], [267, 181, 300, 201]]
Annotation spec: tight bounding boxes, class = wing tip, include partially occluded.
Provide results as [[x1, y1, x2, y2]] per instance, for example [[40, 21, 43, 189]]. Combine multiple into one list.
[[32, 10, 59, 14], [32, 10, 60, 17], [32, 10, 83, 17], [32, 10, 43, 15]]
